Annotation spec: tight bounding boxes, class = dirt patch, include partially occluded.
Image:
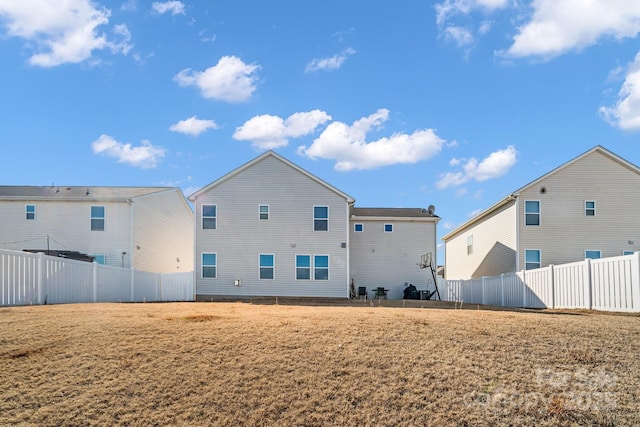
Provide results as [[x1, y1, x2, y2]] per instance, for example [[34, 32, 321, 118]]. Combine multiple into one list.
[[1, 302, 639, 426]]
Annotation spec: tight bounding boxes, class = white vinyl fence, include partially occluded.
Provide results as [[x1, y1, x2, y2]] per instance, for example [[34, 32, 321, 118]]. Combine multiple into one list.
[[0, 249, 194, 306], [439, 252, 640, 312]]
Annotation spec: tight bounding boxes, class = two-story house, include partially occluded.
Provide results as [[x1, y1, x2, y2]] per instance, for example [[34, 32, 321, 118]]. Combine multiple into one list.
[[189, 151, 439, 299], [0, 186, 193, 273], [442, 146, 640, 279]]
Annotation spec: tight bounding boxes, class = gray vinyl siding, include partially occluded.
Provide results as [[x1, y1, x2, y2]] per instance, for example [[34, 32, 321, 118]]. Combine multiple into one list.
[[0, 200, 130, 268], [350, 218, 438, 299], [444, 201, 517, 279], [131, 189, 194, 273], [517, 150, 640, 269], [194, 155, 350, 297]]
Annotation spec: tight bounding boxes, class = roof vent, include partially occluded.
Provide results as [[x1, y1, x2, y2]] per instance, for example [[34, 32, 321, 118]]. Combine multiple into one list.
[[427, 205, 436, 215]]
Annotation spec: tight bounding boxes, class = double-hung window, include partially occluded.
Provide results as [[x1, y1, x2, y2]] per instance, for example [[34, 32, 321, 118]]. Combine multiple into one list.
[[202, 253, 217, 278], [91, 206, 105, 231], [585, 201, 596, 216], [259, 254, 274, 279], [314, 255, 329, 280], [202, 205, 217, 229], [296, 255, 311, 280], [314, 206, 328, 231], [92, 254, 106, 265], [259, 205, 269, 220], [384, 224, 393, 233], [354, 223, 363, 232], [525, 249, 541, 270], [26, 204, 36, 220], [467, 235, 473, 255], [623, 250, 636, 256], [525, 201, 540, 226]]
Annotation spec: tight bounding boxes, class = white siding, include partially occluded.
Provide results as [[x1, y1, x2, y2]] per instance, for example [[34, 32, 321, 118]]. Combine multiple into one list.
[[0, 200, 130, 268], [444, 201, 517, 279], [194, 155, 350, 298], [131, 189, 193, 273], [517, 150, 640, 269], [349, 218, 438, 299]]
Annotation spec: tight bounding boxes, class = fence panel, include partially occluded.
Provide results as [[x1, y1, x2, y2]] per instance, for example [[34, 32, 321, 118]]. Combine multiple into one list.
[[0, 250, 40, 306], [133, 270, 160, 302], [523, 266, 552, 309], [504, 273, 525, 307], [96, 264, 133, 302], [553, 261, 587, 309], [482, 275, 503, 306], [591, 255, 637, 312], [43, 257, 94, 304], [161, 272, 194, 301]]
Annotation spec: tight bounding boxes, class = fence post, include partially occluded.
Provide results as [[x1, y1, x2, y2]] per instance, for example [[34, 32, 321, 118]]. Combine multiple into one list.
[[93, 262, 97, 303], [37, 252, 44, 305], [522, 269, 527, 308], [549, 264, 555, 309], [585, 258, 592, 310], [632, 252, 640, 311], [131, 268, 135, 302]]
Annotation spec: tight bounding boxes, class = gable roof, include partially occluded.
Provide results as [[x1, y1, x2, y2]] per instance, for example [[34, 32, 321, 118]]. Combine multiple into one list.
[[188, 150, 355, 203], [442, 145, 640, 241], [0, 186, 175, 202]]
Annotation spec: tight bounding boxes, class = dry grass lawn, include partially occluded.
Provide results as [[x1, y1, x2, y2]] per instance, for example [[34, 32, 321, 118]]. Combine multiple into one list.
[[1, 301, 640, 426]]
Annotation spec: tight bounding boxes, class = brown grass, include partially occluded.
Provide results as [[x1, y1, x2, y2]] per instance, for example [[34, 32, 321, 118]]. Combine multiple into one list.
[[1, 301, 639, 426]]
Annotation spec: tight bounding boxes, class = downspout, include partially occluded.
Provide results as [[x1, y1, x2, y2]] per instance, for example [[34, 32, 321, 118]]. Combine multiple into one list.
[[513, 195, 520, 272], [128, 198, 134, 270], [345, 201, 352, 298]]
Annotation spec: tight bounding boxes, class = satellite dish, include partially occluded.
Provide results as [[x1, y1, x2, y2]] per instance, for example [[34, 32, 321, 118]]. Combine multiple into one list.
[[427, 205, 436, 214]]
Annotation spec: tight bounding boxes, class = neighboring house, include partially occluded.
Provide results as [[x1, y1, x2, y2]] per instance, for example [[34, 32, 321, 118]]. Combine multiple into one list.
[[0, 186, 193, 273], [189, 151, 439, 299], [442, 146, 640, 279]]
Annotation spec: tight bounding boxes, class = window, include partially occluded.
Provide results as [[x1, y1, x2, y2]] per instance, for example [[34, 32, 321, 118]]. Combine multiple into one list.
[[91, 206, 105, 231], [92, 255, 106, 265], [314, 255, 329, 280], [384, 224, 393, 233], [296, 255, 311, 280], [525, 249, 541, 270], [259, 205, 269, 220], [202, 253, 217, 278], [585, 250, 601, 259], [314, 206, 328, 231], [623, 250, 635, 256], [467, 235, 473, 255], [202, 205, 217, 229], [26, 204, 35, 220], [525, 201, 540, 226], [354, 223, 363, 232], [585, 201, 596, 216], [259, 254, 274, 279]]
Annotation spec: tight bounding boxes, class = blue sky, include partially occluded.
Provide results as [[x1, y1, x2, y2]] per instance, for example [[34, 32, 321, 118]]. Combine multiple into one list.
[[1, 0, 639, 261]]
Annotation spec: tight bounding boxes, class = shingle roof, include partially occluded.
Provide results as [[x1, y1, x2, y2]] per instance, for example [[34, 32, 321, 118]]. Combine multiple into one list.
[[0, 186, 172, 201], [351, 207, 438, 218]]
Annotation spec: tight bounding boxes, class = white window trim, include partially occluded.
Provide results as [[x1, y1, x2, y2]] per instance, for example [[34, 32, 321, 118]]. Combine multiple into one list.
[[524, 249, 541, 270], [524, 200, 541, 226], [354, 223, 363, 232], [313, 205, 329, 232], [467, 235, 473, 255], [202, 204, 217, 230], [585, 200, 596, 217], [91, 205, 105, 231], [201, 252, 217, 279], [259, 204, 269, 221], [313, 254, 330, 281], [25, 204, 36, 221], [259, 253, 275, 280], [295, 254, 311, 281], [384, 223, 393, 233]]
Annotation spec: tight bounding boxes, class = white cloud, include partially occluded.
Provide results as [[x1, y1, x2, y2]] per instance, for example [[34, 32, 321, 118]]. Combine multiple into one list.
[[468, 208, 483, 218], [435, 0, 509, 27], [174, 56, 260, 103], [305, 48, 356, 73], [444, 26, 475, 47], [297, 109, 444, 171], [0, 0, 132, 67], [151, 1, 185, 15], [170, 116, 218, 136], [233, 110, 332, 150], [121, 0, 137, 11], [504, 0, 640, 59], [91, 134, 165, 169], [599, 52, 640, 131], [436, 145, 517, 189]]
